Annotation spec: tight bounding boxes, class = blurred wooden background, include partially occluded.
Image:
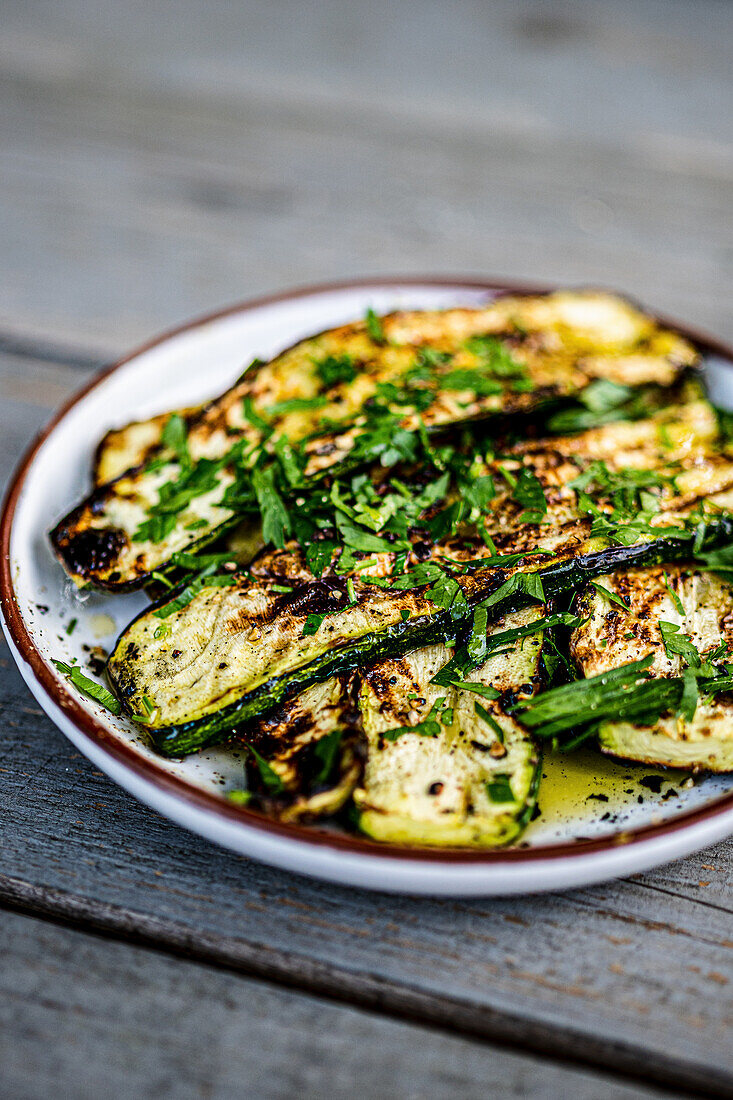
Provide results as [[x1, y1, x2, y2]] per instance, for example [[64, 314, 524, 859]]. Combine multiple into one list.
[[1, 3, 731, 1098]]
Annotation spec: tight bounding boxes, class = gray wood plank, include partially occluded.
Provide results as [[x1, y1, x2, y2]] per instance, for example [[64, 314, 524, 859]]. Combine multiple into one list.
[[0, 350, 96, 488], [0, 1, 731, 350], [1, 3, 732, 1092], [0, 632, 730, 1097], [0, 319, 731, 1096], [0, 907, 676, 1100]]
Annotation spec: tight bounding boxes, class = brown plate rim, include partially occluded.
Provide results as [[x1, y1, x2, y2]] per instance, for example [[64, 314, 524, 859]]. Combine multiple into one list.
[[2, 274, 733, 866]]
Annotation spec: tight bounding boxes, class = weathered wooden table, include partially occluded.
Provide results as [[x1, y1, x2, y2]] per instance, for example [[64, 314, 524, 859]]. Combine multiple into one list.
[[1, 3, 731, 1096]]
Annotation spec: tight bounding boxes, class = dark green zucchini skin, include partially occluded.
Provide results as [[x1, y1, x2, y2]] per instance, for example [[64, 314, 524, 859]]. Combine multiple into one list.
[[516, 747, 543, 833], [131, 522, 733, 757]]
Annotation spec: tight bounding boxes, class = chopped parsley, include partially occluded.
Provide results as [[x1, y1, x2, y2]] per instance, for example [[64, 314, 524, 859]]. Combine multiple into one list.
[[382, 698, 445, 741], [659, 621, 702, 668], [161, 413, 190, 466], [457, 682, 500, 700], [365, 307, 386, 344], [474, 701, 505, 743], [248, 746, 286, 794], [485, 775, 515, 803], [52, 660, 121, 716], [314, 354, 357, 388], [265, 395, 328, 418], [479, 571, 545, 612], [312, 728, 344, 786], [154, 569, 238, 619], [589, 581, 629, 610], [513, 467, 547, 524], [661, 572, 685, 615], [252, 465, 291, 548], [302, 613, 326, 636]]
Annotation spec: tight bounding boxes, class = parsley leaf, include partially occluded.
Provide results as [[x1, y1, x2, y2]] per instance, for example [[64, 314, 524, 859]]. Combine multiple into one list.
[[474, 701, 504, 741], [382, 698, 444, 741], [242, 396, 273, 433], [312, 728, 344, 786], [265, 395, 328, 418], [52, 660, 121, 716], [589, 581, 629, 609], [467, 606, 489, 663], [661, 572, 685, 615], [659, 621, 701, 668], [248, 746, 285, 793], [161, 413, 190, 466], [513, 468, 547, 524], [457, 682, 500, 700], [314, 354, 357, 388], [306, 540, 336, 579], [479, 571, 545, 612], [365, 307, 386, 344], [486, 774, 515, 802], [441, 369, 503, 396], [252, 465, 291, 547], [302, 613, 325, 636]]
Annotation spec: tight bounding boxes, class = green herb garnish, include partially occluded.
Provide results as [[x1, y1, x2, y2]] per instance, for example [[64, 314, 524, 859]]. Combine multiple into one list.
[[486, 775, 515, 802], [383, 698, 445, 741], [52, 660, 121, 716], [365, 308, 386, 344]]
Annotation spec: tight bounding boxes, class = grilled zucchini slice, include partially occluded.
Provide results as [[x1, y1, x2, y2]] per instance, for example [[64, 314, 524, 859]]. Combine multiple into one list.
[[353, 606, 542, 847], [571, 567, 733, 771], [108, 513, 733, 757], [53, 291, 697, 590], [235, 675, 363, 822], [107, 399, 733, 757], [93, 408, 199, 486]]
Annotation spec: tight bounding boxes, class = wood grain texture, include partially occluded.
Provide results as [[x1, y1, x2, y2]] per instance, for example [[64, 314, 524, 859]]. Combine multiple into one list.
[[1, 2, 732, 1095], [0, 626, 730, 1095], [0, 1, 731, 351], [3, 908, 684, 1100]]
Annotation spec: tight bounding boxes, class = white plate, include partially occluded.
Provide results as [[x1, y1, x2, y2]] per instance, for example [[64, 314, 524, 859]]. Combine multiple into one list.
[[3, 277, 733, 896]]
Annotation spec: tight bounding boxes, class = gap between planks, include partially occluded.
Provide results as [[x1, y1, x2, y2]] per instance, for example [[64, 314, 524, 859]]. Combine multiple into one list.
[[0, 330, 114, 372], [0, 876, 727, 1100]]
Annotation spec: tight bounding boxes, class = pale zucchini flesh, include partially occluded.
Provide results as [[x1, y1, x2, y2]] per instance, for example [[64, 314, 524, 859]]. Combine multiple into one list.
[[571, 567, 733, 771], [108, 520, 727, 757], [106, 398, 733, 756], [236, 675, 363, 823], [53, 291, 698, 590], [354, 607, 543, 847], [93, 408, 200, 486]]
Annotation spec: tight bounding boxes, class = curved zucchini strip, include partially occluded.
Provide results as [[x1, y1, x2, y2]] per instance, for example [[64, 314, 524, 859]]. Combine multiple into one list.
[[93, 408, 200, 486], [101, 393, 719, 601], [572, 567, 733, 771], [353, 607, 543, 847], [106, 398, 733, 754], [53, 291, 697, 590], [93, 410, 265, 595], [235, 675, 363, 823], [107, 511, 733, 757]]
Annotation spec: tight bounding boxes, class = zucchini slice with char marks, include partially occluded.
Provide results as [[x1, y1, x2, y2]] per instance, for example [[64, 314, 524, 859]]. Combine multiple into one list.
[[107, 513, 733, 758], [354, 607, 542, 847], [93, 408, 199, 486], [235, 675, 363, 823], [571, 567, 733, 771], [53, 291, 697, 591], [107, 402, 733, 757]]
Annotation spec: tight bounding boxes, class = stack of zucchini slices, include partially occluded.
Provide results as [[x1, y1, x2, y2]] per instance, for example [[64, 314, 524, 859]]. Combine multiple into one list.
[[51, 291, 733, 848]]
